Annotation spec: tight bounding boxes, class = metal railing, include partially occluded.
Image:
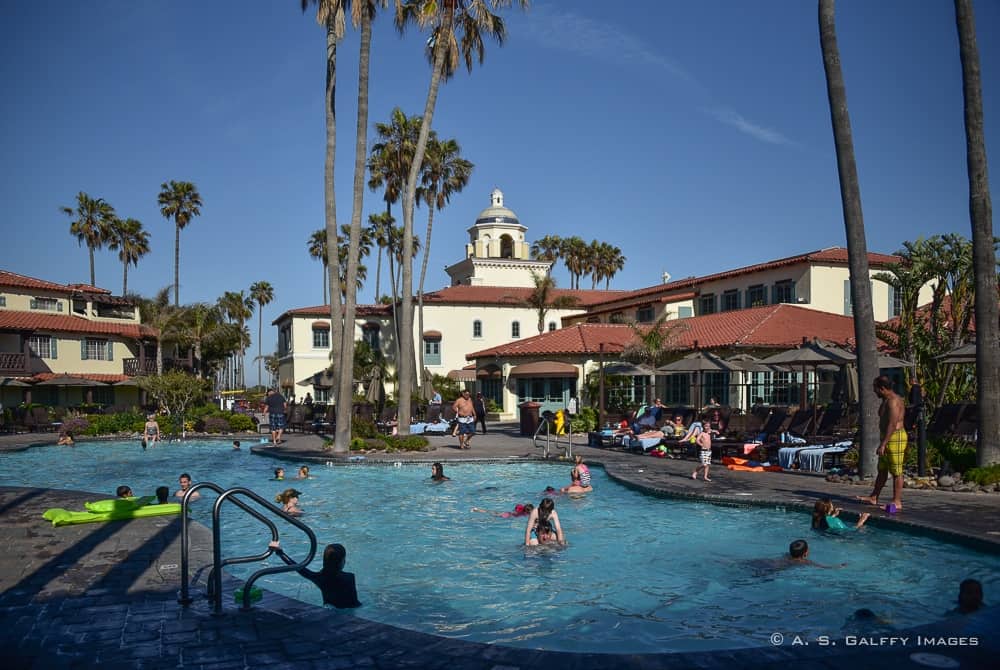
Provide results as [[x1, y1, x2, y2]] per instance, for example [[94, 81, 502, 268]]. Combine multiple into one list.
[[533, 413, 573, 460], [178, 482, 318, 614]]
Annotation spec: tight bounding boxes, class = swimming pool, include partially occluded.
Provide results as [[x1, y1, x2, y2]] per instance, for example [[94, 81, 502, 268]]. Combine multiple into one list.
[[3, 439, 998, 653]]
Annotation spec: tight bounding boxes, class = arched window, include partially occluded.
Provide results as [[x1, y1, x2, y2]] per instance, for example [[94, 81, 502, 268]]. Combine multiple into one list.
[[500, 234, 514, 258], [511, 321, 520, 338], [473, 320, 482, 338]]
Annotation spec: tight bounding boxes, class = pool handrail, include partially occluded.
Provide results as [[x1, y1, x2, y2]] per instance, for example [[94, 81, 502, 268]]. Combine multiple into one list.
[[533, 414, 573, 460], [177, 482, 318, 613]]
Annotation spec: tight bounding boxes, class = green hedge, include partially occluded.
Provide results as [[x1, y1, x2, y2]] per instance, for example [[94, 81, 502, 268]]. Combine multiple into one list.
[[964, 465, 1000, 486], [375, 433, 429, 451], [83, 411, 146, 436]]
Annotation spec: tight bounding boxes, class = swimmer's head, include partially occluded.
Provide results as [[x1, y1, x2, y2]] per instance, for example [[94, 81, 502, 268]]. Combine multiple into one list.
[[789, 539, 809, 559], [155, 486, 169, 504], [959, 579, 983, 613], [299, 465, 309, 476], [178, 473, 192, 490], [514, 504, 525, 514], [275, 467, 285, 480], [322, 543, 347, 574], [544, 486, 557, 493], [522, 503, 534, 515], [116, 485, 133, 498]]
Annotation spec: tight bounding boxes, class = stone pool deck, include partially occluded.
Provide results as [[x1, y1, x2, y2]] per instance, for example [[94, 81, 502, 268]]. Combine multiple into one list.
[[1, 427, 998, 669]]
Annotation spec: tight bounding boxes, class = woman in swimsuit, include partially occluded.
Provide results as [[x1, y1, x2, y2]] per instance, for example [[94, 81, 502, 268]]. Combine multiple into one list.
[[275, 488, 303, 515]]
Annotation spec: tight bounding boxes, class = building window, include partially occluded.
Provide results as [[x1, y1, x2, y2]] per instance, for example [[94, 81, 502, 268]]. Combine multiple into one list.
[[30, 297, 62, 312], [721, 290, 740, 312], [312, 329, 329, 348], [91, 387, 114, 406], [699, 294, 716, 315], [314, 387, 331, 403], [0, 295, 6, 307], [279, 325, 292, 355], [28, 335, 56, 359], [636, 305, 654, 323], [677, 305, 693, 318], [362, 324, 380, 352], [511, 321, 521, 338], [548, 321, 557, 332], [473, 320, 483, 338], [609, 312, 625, 324], [889, 285, 901, 318], [423, 340, 441, 365], [82, 338, 113, 361], [773, 280, 795, 304], [747, 284, 767, 308]]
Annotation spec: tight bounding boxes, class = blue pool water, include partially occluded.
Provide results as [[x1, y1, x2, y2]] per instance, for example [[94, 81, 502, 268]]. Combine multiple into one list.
[[3, 439, 998, 653]]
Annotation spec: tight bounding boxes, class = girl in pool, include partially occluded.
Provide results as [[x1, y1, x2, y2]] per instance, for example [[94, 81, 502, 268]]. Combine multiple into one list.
[[811, 498, 870, 531], [472, 503, 534, 518], [561, 455, 593, 493], [273, 467, 285, 481], [269, 540, 361, 609], [143, 414, 161, 445], [275, 488, 303, 515], [295, 465, 312, 479], [430, 462, 450, 481], [524, 497, 565, 546]]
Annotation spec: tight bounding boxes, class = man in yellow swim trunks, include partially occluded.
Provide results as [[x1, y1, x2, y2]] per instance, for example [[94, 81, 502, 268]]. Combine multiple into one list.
[[859, 375, 906, 511]]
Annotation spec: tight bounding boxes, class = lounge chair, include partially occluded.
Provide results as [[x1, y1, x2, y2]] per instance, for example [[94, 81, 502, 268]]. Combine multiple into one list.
[[781, 440, 854, 472]]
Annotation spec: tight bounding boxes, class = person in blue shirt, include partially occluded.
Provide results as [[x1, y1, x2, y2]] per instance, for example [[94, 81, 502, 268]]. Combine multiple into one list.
[[811, 498, 870, 531]]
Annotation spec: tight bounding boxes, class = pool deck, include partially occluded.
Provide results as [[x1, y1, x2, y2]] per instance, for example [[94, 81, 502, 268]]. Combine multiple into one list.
[[1, 426, 998, 669]]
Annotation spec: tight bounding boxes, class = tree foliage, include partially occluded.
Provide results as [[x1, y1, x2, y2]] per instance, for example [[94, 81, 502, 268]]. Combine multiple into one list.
[[138, 371, 210, 419]]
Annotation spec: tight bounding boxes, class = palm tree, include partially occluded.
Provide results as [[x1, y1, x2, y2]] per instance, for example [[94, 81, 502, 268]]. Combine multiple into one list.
[[107, 217, 150, 295], [394, 0, 527, 434], [368, 108, 423, 297], [250, 281, 275, 389], [530, 234, 563, 264], [157, 180, 203, 306], [416, 136, 473, 377], [174, 303, 227, 378], [819, 0, 880, 477], [955, 0, 998, 466], [61, 192, 116, 287], [137, 287, 179, 375], [302, 0, 347, 445], [873, 241, 935, 384], [594, 241, 626, 290], [308, 229, 330, 304], [218, 290, 254, 388], [560, 236, 588, 289], [523, 272, 579, 334], [367, 212, 394, 301]]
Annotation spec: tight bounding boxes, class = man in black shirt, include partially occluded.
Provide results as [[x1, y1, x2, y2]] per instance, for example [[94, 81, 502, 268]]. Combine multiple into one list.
[[264, 388, 288, 446]]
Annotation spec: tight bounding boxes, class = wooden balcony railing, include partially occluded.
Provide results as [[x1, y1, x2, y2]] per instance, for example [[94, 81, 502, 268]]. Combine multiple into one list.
[[0, 352, 28, 376], [123, 358, 157, 376]]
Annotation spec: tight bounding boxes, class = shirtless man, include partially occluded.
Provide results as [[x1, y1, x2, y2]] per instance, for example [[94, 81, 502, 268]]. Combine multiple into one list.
[[174, 473, 201, 501], [858, 376, 906, 511], [452, 389, 476, 449]]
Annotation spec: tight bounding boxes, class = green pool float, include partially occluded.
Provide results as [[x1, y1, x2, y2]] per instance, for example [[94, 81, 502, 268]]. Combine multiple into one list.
[[43, 498, 182, 527]]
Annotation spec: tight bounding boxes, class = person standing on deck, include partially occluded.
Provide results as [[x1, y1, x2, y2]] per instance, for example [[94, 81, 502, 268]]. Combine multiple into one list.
[[858, 376, 907, 511]]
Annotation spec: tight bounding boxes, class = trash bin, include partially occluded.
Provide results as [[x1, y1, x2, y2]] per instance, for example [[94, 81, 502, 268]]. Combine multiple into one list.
[[519, 402, 542, 436]]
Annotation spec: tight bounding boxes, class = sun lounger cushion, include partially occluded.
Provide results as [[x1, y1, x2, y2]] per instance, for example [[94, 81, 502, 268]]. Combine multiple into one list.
[[796, 441, 852, 472], [422, 422, 449, 434], [408, 423, 426, 434], [722, 456, 783, 472], [627, 436, 663, 451], [778, 446, 812, 469]]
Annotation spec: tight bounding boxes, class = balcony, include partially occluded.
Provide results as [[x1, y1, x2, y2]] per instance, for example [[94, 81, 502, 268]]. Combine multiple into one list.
[[123, 356, 196, 376], [0, 352, 28, 376]]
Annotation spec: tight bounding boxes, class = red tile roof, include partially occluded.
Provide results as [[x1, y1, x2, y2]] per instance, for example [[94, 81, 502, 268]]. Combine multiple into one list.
[[273, 304, 392, 324], [0, 270, 113, 295], [422, 284, 624, 307], [31, 372, 130, 383], [467, 304, 857, 359], [583, 247, 901, 310], [0, 310, 156, 338]]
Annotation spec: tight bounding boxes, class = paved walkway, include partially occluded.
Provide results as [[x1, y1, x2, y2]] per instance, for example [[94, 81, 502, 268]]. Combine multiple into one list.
[[1, 426, 998, 669]]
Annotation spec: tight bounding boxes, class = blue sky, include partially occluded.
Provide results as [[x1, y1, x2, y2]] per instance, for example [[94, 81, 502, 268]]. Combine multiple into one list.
[[2, 0, 998, 385]]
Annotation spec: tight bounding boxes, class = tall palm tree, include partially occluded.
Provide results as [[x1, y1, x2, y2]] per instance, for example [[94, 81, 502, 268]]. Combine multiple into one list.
[[174, 303, 227, 378], [138, 287, 179, 375], [595, 241, 626, 290], [218, 290, 254, 388], [367, 212, 394, 301], [107, 217, 150, 295], [416, 136, 473, 377], [530, 234, 563, 264], [394, 0, 527, 434], [61, 192, 116, 287], [302, 0, 347, 441], [955, 0, 998, 466], [337, 223, 372, 299], [308, 229, 330, 304], [157, 180, 203, 306], [819, 0, 880, 476], [523, 272, 579, 334], [560, 236, 588, 289], [250, 281, 275, 389]]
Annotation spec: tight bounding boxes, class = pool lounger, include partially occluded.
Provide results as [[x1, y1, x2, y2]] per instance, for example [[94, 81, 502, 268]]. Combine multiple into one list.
[[796, 441, 853, 473], [43, 503, 183, 527], [627, 435, 664, 452]]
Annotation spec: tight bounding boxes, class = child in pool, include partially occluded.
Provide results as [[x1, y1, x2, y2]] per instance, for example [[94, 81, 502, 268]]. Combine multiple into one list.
[[524, 498, 565, 546], [811, 499, 870, 531], [430, 462, 450, 481], [472, 503, 534, 518], [269, 540, 361, 608], [295, 465, 312, 479], [274, 467, 285, 481]]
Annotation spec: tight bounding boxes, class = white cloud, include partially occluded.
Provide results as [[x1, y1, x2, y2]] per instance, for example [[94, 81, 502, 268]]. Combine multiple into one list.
[[706, 108, 797, 147]]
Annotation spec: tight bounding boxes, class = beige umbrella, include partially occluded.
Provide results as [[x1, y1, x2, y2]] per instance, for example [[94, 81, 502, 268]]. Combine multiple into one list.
[[658, 352, 740, 410], [0, 378, 32, 387], [36, 374, 105, 387], [760, 340, 854, 411], [936, 342, 976, 364]]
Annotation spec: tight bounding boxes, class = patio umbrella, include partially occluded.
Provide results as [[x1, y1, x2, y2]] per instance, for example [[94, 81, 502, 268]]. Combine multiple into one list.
[[365, 368, 384, 405], [604, 362, 657, 376], [298, 369, 334, 388], [876, 354, 915, 369], [421, 367, 436, 401], [759, 340, 854, 411], [658, 352, 740, 410], [36, 374, 106, 406], [936, 341, 976, 364], [0, 378, 31, 387]]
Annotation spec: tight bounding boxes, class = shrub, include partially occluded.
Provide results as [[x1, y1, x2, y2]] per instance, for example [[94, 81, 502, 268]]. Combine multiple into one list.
[[61, 415, 90, 435], [352, 418, 377, 439], [375, 434, 429, 451], [203, 416, 230, 433], [84, 411, 146, 436], [570, 406, 598, 433], [930, 436, 977, 472], [963, 465, 1000, 486], [350, 437, 367, 451], [228, 413, 257, 432]]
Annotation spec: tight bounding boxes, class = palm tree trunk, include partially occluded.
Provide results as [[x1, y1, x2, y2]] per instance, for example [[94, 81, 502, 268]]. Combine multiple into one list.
[[819, 0, 880, 477], [417, 205, 437, 388], [122, 262, 128, 296], [322, 20, 345, 438], [322, 262, 328, 305], [955, 0, 999, 466], [257, 311, 263, 389], [89, 246, 96, 287], [194, 342, 203, 379], [399, 12, 453, 433], [174, 223, 180, 306], [336, 11, 373, 452], [374, 220, 384, 301]]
